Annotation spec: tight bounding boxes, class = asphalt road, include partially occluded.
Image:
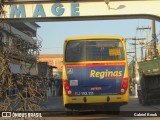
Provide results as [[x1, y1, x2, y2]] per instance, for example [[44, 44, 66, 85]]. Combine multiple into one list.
[[42, 95, 160, 117], [1, 96, 160, 120]]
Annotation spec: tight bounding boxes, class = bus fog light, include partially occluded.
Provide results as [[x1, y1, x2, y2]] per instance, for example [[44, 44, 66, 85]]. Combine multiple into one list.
[[68, 90, 72, 95], [121, 89, 124, 93]]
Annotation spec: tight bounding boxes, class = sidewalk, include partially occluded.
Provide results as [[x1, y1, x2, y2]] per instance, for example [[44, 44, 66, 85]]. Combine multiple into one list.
[[43, 96, 65, 111], [129, 95, 138, 99]]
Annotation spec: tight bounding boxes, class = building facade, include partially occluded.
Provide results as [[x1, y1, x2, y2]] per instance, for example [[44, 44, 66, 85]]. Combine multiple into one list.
[[38, 54, 63, 69], [0, 22, 40, 75], [38, 54, 63, 78]]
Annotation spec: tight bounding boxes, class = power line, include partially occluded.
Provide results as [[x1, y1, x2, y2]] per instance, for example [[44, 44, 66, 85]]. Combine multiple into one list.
[[126, 37, 145, 61], [136, 26, 151, 60]]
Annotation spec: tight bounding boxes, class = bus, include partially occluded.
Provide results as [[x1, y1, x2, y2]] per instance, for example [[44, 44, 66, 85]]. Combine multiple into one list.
[[62, 36, 129, 113]]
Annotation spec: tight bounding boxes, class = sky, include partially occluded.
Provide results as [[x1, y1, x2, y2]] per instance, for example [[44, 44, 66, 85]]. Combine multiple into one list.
[[37, 19, 160, 62]]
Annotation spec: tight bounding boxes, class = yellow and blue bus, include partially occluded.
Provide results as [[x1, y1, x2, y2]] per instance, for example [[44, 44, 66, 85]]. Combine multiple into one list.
[[62, 36, 129, 113]]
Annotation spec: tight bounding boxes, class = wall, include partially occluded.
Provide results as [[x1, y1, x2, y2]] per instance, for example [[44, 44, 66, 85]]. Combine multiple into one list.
[[38, 54, 63, 69]]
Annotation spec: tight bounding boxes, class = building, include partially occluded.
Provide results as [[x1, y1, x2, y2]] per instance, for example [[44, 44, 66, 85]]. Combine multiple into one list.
[[38, 54, 63, 78], [38, 54, 63, 69], [0, 22, 41, 99], [145, 43, 160, 60], [0, 22, 40, 75]]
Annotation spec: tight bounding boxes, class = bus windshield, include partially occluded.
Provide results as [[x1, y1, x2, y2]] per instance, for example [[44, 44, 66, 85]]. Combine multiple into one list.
[[65, 39, 125, 62]]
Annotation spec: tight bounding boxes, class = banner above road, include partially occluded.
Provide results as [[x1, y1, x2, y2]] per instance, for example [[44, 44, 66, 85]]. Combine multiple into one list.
[[1, 0, 160, 22]]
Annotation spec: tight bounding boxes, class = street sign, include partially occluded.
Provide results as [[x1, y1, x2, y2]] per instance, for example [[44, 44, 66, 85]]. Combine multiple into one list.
[[1, 0, 160, 22]]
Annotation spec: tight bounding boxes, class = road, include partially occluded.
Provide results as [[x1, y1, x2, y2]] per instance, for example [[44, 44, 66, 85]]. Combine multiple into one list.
[[41, 95, 160, 119], [1, 96, 160, 120], [121, 96, 160, 111]]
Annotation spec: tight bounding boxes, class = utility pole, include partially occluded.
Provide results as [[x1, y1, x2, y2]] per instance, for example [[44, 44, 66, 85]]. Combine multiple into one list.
[[136, 26, 151, 60], [126, 37, 145, 97], [129, 37, 145, 72], [126, 37, 145, 62], [140, 42, 145, 61], [132, 37, 138, 62], [152, 20, 157, 58]]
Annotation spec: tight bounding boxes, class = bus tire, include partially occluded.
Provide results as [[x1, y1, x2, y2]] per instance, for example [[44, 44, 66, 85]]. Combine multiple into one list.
[[140, 75, 149, 106], [141, 98, 148, 106], [137, 90, 142, 104]]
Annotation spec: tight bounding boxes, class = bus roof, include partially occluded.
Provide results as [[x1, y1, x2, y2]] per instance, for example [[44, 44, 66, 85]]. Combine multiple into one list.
[[65, 36, 124, 41]]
